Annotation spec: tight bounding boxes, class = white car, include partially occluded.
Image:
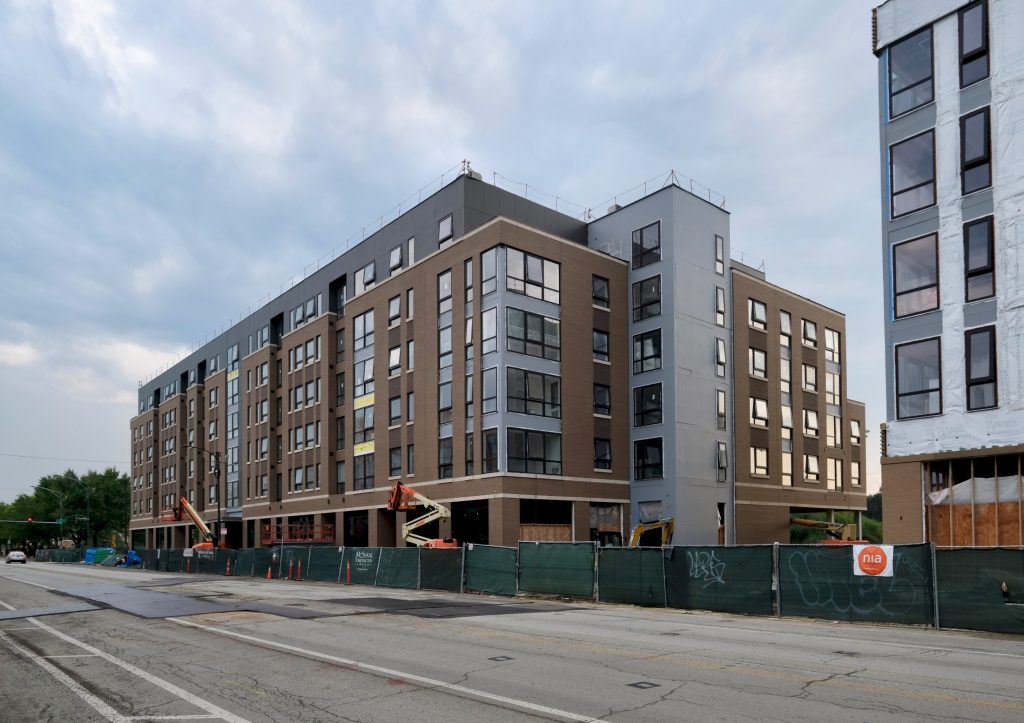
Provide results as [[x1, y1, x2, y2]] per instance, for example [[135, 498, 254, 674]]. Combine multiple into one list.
[[5, 551, 27, 564]]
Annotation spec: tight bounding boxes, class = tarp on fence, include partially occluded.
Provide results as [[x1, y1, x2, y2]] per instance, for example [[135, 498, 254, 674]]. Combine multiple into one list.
[[307, 547, 344, 583], [936, 547, 1024, 634], [166, 548, 184, 574], [252, 548, 277, 578], [233, 548, 255, 577], [665, 545, 773, 615], [464, 544, 517, 596], [277, 546, 312, 579], [598, 548, 665, 606], [518, 542, 595, 599], [420, 549, 463, 592], [376, 547, 419, 589], [779, 544, 933, 624], [342, 547, 381, 586]]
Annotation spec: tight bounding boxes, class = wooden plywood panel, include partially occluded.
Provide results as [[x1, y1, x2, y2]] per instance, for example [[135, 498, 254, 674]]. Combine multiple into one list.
[[519, 523, 572, 542], [974, 503, 998, 546], [998, 502, 1022, 547], [952, 505, 974, 546], [929, 506, 951, 546]]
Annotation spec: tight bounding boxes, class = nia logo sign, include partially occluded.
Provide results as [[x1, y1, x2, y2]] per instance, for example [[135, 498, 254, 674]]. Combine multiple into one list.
[[853, 544, 894, 577]]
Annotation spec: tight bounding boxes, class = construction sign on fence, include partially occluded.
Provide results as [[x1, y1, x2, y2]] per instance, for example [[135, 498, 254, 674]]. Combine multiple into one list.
[[853, 544, 894, 577]]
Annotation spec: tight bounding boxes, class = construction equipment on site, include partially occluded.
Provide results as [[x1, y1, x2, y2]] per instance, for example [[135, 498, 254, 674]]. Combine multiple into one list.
[[790, 517, 860, 543], [385, 483, 458, 548], [178, 496, 223, 549], [628, 518, 675, 548]]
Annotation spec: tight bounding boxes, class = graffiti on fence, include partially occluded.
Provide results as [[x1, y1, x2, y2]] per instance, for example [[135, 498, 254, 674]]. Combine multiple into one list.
[[784, 548, 930, 619], [687, 549, 726, 587]]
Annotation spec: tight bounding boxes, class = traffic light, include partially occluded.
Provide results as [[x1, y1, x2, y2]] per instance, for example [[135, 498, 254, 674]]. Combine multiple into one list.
[[27, 517, 33, 523]]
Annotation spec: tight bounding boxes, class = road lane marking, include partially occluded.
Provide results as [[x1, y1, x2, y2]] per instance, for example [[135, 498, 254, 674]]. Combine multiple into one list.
[[125, 717, 220, 720], [46, 653, 100, 658], [170, 617, 602, 722], [0, 597, 250, 723]]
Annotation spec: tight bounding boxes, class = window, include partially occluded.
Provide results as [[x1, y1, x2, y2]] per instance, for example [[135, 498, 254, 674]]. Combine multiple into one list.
[[750, 397, 768, 427], [354, 359, 374, 397], [354, 310, 374, 350], [632, 221, 661, 269], [749, 348, 767, 379], [960, 1, 989, 87], [407, 392, 415, 423], [481, 248, 497, 295], [851, 461, 861, 487], [748, 299, 767, 330], [715, 287, 726, 326], [782, 452, 793, 486], [438, 270, 453, 315], [804, 454, 819, 482], [386, 447, 401, 478], [336, 461, 346, 493], [715, 235, 725, 275], [592, 275, 609, 308], [961, 107, 991, 195], [802, 364, 817, 392], [890, 130, 936, 217], [438, 214, 453, 245], [594, 330, 611, 362], [464, 258, 474, 302], [632, 329, 660, 373], [438, 326, 452, 368], [465, 375, 473, 418], [388, 346, 401, 376], [632, 276, 661, 321], [407, 445, 415, 475], [594, 439, 611, 470], [827, 458, 843, 491], [507, 429, 561, 475], [406, 288, 414, 319], [438, 438, 453, 478], [336, 331, 346, 363], [482, 429, 498, 473], [889, 27, 932, 118], [353, 454, 374, 491], [359, 262, 376, 293], [896, 337, 942, 418], [336, 416, 345, 450], [507, 368, 560, 418], [716, 389, 727, 430], [803, 409, 819, 437], [750, 447, 768, 476], [780, 311, 791, 345], [292, 467, 304, 493], [354, 407, 374, 444], [824, 329, 840, 363], [634, 438, 663, 480], [715, 338, 726, 377], [634, 384, 662, 427], [893, 234, 939, 317], [966, 326, 997, 410], [851, 419, 862, 446], [336, 372, 345, 407], [482, 368, 497, 413], [389, 245, 403, 272], [825, 371, 841, 405], [482, 308, 497, 354], [209, 387, 218, 408], [964, 217, 995, 301], [389, 396, 401, 426], [826, 414, 842, 448], [781, 405, 793, 439], [388, 296, 400, 325], [507, 308, 559, 360], [438, 382, 452, 424], [407, 340, 414, 370], [466, 317, 475, 362], [801, 320, 817, 348], [506, 247, 560, 303], [716, 441, 728, 482], [593, 384, 611, 416]]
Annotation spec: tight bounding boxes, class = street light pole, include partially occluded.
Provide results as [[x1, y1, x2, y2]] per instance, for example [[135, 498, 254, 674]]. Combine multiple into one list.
[[37, 485, 65, 544], [67, 475, 92, 547], [186, 444, 222, 547]]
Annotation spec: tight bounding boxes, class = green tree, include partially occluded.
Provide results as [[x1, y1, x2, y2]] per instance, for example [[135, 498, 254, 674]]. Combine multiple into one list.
[[867, 492, 883, 522]]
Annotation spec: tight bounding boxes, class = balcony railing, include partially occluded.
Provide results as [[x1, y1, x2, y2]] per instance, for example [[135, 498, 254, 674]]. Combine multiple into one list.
[[160, 507, 182, 522], [261, 523, 335, 545]]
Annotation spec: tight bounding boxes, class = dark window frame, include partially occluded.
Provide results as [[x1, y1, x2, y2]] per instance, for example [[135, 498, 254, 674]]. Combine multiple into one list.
[[892, 233, 940, 318], [507, 307, 560, 361], [438, 437, 453, 479], [506, 367, 561, 419], [632, 275, 661, 321], [888, 26, 934, 119], [593, 329, 610, 362], [593, 383, 611, 416], [960, 106, 991, 195], [889, 129, 936, 219], [594, 438, 612, 470], [632, 221, 661, 269], [632, 329, 661, 374], [959, 0, 989, 89], [507, 428, 562, 475], [633, 383, 663, 427], [506, 247, 560, 304], [895, 336, 943, 419], [965, 326, 997, 411], [592, 275, 610, 308], [963, 216, 995, 302], [633, 438, 663, 480]]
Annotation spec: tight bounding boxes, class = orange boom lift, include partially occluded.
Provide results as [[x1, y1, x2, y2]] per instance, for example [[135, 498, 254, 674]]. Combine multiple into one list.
[[386, 483, 458, 548]]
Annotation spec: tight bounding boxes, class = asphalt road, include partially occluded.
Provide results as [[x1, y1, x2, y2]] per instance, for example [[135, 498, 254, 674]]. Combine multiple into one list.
[[2, 562, 1023, 722]]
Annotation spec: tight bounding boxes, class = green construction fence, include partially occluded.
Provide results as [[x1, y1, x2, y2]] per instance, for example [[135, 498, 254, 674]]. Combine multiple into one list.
[[935, 547, 1024, 634]]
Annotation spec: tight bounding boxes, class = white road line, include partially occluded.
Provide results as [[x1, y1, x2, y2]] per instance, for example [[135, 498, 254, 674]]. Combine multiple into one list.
[[1, 576, 57, 591], [46, 653, 100, 658], [170, 617, 602, 722], [125, 717, 220, 720]]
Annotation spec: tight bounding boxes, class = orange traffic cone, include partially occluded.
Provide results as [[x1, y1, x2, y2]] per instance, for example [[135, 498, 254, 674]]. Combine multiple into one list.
[[266, 565, 272, 579], [297, 561, 302, 581], [225, 557, 232, 576]]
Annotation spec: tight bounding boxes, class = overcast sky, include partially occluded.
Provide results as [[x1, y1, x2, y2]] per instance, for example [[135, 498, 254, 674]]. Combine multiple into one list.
[[0, 0, 884, 504]]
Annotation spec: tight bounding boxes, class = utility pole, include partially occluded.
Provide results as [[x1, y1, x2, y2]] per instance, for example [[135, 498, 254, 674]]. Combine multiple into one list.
[[37, 486, 65, 543], [187, 444, 223, 547]]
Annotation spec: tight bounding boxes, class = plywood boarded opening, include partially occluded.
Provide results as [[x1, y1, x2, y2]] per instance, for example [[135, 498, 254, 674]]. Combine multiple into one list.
[[926, 454, 1023, 547]]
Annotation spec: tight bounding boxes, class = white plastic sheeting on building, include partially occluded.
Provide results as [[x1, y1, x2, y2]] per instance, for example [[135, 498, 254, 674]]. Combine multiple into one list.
[[928, 475, 1024, 506]]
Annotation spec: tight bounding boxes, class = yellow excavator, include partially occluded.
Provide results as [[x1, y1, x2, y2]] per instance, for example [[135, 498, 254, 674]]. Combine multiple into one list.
[[627, 518, 675, 548], [790, 517, 861, 543], [386, 483, 459, 548]]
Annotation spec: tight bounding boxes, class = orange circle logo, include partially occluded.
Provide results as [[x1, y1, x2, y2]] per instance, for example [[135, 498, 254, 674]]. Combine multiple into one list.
[[857, 545, 888, 576]]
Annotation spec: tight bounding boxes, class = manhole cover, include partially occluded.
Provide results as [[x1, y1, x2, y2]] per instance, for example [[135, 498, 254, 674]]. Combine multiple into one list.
[[627, 682, 661, 690], [488, 656, 513, 662]]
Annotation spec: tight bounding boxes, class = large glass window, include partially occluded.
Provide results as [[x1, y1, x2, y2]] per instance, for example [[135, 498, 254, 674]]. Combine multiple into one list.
[[354, 359, 374, 397], [632, 330, 661, 373], [893, 234, 939, 317], [482, 429, 498, 473], [633, 384, 662, 427], [507, 368, 560, 418], [961, 107, 991, 195], [507, 308, 560, 360], [634, 438, 663, 480], [481, 248, 497, 296], [896, 337, 942, 418], [354, 406, 374, 444], [824, 328, 840, 363], [507, 429, 562, 475], [890, 131, 936, 218], [438, 438, 453, 479], [353, 454, 374, 490], [889, 27, 932, 118], [959, 1, 989, 88], [354, 310, 374, 350], [964, 216, 995, 301], [966, 326, 997, 410], [482, 368, 497, 413], [632, 276, 661, 321], [482, 308, 497, 354], [506, 248, 560, 304], [632, 221, 661, 269]]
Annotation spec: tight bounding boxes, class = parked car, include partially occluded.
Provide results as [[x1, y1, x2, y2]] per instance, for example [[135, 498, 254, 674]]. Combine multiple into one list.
[[6, 550, 27, 564]]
